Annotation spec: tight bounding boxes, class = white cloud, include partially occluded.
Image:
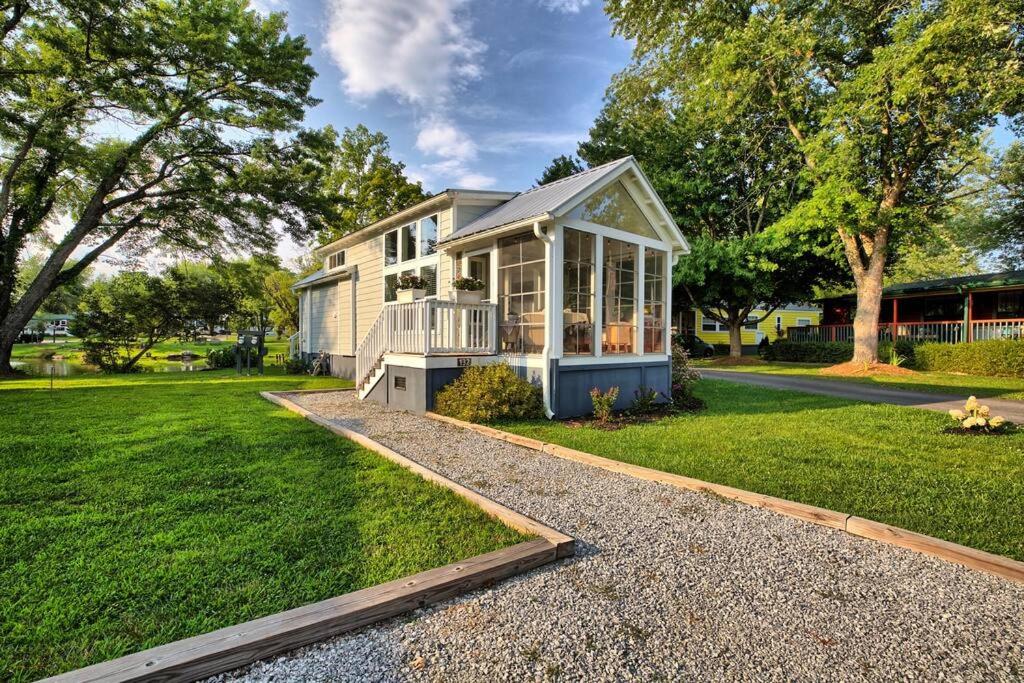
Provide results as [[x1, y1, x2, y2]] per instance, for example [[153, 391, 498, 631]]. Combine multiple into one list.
[[416, 118, 477, 162], [325, 0, 484, 105], [454, 172, 498, 189], [537, 0, 591, 13], [482, 130, 586, 153]]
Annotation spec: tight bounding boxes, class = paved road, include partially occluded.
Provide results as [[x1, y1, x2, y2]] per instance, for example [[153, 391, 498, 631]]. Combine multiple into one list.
[[214, 391, 1024, 682], [701, 369, 1024, 423]]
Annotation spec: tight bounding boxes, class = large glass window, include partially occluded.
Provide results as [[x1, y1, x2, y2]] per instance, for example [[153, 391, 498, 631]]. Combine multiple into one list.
[[643, 247, 666, 353], [420, 264, 437, 297], [563, 228, 595, 355], [568, 180, 659, 239], [384, 231, 398, 266], [603, 237, 636, 354], [498, 232, 545, 354], [420, 215, 438, 256], [401, 223, 416, 262], [384, 273, 398, 302]]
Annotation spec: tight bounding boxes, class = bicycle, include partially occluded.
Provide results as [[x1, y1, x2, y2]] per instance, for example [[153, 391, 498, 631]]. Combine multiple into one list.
[[309, 350, 331, 376]]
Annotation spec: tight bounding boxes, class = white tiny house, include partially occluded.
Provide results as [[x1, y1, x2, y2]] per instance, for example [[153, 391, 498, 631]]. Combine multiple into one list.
[[293, 157, 689, 418]]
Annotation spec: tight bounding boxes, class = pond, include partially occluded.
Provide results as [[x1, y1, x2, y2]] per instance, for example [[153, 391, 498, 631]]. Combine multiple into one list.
[[11, 357, 208, 376]]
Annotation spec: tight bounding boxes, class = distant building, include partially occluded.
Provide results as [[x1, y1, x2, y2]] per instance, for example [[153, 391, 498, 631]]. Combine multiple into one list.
[[25, 313, 75, 337], [676, 304, 822, 354], [796, 270, 1024, 344]]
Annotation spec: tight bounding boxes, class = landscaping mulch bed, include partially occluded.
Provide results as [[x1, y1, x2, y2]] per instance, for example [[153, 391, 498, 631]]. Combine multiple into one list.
[[820, 361, 917, 377]]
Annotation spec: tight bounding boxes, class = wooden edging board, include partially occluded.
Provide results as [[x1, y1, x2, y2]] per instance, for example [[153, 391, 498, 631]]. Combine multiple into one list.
[[424, 411, 1024, 584], [43, 393, 573, 683]]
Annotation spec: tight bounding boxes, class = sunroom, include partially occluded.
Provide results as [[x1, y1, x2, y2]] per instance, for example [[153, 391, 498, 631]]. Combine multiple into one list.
[[357, 156, 690, 418]]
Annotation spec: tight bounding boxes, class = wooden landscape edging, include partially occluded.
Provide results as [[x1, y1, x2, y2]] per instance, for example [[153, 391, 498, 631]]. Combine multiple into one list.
[[42, 393, 573, 683], [424, 411, 1024, 584]]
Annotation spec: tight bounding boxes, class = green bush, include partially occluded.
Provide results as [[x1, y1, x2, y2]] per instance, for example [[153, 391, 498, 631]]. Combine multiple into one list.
[[763, 340, 855, 363], [205, 347, 235, 369], [913, 339, 1024, 377], [283, 356, 308, 374], [434, 363, 545, 422], [590, 386, 620, 422]]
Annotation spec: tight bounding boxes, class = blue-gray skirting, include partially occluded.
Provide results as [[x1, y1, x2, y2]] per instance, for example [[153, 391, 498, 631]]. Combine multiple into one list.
[[551, 359, 671, 418]]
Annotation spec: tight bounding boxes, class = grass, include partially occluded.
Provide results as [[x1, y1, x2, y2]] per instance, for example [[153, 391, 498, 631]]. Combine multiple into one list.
[[695, 359, 1024, 400], [0, 369, 527, 682], [498, 379, 1024, 562]]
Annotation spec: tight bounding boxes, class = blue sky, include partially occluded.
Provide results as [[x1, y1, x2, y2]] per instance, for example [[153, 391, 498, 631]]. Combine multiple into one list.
[[259, 0, 631, 195]]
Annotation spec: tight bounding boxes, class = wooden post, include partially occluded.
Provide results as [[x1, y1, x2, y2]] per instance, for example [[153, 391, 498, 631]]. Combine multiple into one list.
[[891, 298, 898, 342], [965, 291, 973, 343]]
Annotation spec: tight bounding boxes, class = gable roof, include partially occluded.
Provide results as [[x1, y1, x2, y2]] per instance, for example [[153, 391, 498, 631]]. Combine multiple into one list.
[[441, 157, 636, 244], [883, 270, 1024, 295]]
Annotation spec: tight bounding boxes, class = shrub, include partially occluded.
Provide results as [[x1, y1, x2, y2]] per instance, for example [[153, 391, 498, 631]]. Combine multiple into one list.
[[589, 386, 619, 423], [913, 339, 1024, 377], [630, 386, 659, 415], [757, 336, 771, 357], [434, 363, 544, 422], [763, 340, 854, 363], [283, 356, 308, 374], [205, 347, 235, 369], [948, 396, 1011, 433], [670, 343, 704, 410]]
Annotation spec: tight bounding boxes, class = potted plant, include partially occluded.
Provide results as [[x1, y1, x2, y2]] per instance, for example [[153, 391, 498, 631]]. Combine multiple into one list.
[[396, 273, 428, 303], [451, 276, 485, 304]]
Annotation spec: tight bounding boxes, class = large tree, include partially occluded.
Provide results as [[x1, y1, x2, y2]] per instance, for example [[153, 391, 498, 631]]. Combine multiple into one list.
[[578, 92, 838, 356], [0, 0, 337, 373], [536, 154, 584, 186], [317, 124, 427, 244], [607, 0, 1024, 362]]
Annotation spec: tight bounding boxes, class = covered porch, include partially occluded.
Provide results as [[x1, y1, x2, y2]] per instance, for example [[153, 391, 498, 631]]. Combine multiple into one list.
[[791, 271, 1024, 344]]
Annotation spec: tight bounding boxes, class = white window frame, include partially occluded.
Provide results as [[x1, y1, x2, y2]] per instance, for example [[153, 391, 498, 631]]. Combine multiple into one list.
[[326, 250, 346, 272], [796, 317, 812, 327], [382, 215, 442, 303]]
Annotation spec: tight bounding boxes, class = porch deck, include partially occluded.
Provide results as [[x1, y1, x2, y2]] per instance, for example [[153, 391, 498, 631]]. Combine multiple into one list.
[[789, 319, 1024, 344]]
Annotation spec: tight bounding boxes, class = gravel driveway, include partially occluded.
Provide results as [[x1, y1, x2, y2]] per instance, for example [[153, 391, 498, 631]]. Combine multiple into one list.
[[215, 391, 1024, 682]]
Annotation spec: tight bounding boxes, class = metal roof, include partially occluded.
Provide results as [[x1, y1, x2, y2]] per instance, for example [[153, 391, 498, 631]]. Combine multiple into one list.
[[291, 266, 353, 290], [440, 157, 634, 244], [883, 270, 1024, 295], [822, 270, 1024, 301]]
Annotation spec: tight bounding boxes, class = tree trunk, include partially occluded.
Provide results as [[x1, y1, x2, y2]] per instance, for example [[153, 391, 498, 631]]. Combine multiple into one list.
[[851, 270, 883, 363], [728, 321, 743, 358], [0, 330, 16, 374]]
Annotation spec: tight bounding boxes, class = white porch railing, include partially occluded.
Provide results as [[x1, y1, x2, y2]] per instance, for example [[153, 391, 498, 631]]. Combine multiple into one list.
[[356, 299, 498, 390], [788, 319, 1024, 344]]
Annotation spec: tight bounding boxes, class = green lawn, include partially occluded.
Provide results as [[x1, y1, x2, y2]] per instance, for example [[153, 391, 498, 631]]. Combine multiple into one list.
[[696, 360, 1024, 400], [0, 369, 527, 682], [499, 379, 1024, 561]]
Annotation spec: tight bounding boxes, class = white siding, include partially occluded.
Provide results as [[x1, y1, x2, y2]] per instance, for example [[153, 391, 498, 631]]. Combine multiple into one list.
[[309, 283, 340, 353]]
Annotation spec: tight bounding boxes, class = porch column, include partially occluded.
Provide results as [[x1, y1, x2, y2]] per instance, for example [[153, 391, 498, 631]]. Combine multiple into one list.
[[594, 236, 604, 358], [965, 291, 973, 342], [892, 297, 898, 342], [635, 243, 645, 356]]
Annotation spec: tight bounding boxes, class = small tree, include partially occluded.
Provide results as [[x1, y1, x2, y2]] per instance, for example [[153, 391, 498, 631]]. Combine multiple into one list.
[[74, 272, 192, 372], [264, 269, 300, 336], [536, 155, 585, 186]]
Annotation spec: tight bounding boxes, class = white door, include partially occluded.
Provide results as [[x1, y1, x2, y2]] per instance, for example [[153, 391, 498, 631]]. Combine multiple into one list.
[[309, 284, 340, 354]]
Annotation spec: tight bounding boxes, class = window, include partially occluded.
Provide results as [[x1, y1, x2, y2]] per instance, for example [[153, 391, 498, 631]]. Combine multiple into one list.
[[643, 247, 666, 353], [384, 273, 399, 302], [498, 232, 545, 354], [602, 237, 636, 354], [384, 231, 398, 266], [796, 318, 812, 327], [327, 250, 345, 270], [744, 315, 758, 331], [568, 180, 658, 239], [776, 315, 783, 332], [401, 223, 416, 262], [420, 215, 438, 256], [701, 315, 720, 332], [420, 264, 437, 297], [563, 228, 595, 355]]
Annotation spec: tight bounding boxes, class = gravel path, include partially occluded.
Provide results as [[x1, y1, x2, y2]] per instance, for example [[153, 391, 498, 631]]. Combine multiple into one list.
[[214, 392, 1024, 682], [701, 369, 1024, 423]]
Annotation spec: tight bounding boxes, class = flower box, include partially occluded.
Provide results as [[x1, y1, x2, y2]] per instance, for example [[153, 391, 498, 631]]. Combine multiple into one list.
[[397, 288, 426, 303]]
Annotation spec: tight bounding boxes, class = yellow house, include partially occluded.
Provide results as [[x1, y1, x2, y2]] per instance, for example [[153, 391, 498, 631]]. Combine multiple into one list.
[[683, 305, 821, 350]]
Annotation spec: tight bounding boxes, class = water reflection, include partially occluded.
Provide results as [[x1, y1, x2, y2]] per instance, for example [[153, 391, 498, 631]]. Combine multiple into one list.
[[11, 357, 207, 376]]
